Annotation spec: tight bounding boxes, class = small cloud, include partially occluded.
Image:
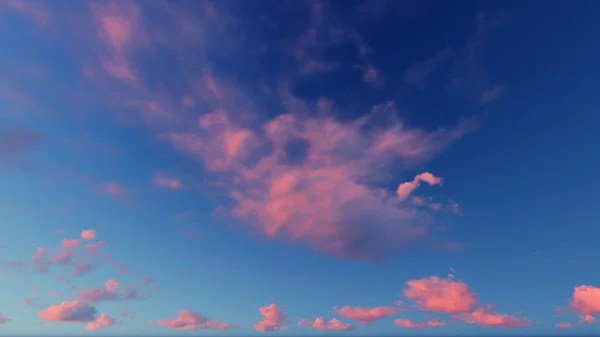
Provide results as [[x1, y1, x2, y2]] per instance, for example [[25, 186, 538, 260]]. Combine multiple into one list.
[[100, 183, 126, 198], [556, 314, 595, 328], [80, 229, 96, 241], [85, 313, 115, 330], [396, 172, 443, 200], [61, 239, 81, 248], [298, 317, 354, 331], [0, 313, 10, 324], [254, 304, 287, 332], [479, 86, 503, 104], [394, 318, 445, 328], [150, 310, 236, 330], [404, 276, 477, 313], [334, 305, 396, 324], [452, 305, 532, 328], [153, 174, 182, 190]]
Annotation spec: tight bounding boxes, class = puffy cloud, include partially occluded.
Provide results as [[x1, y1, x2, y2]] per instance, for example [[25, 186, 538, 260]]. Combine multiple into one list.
[[394, 318, 445, 328], [80, 229, 96, 241], [38, 300, 97, 322], [153, 174, 182, 190], [0, 313, 10, 324], [61, 239, 81, 248], [334, 306, 396, 324], [556, 314, 595, 328], [404, 276, 477, 313], [569, 285, 600, 315], [165, 106, 470, 261], [254, 304, 287, 332], [298, 317, 354, 331], [452, 306, 532, 328], [396, 172, 443, 200], [150, 310, 235, 330], [85, 313, 115, 330]]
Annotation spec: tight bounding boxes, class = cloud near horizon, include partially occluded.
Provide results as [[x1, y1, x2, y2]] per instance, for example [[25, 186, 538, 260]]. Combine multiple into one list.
[[298, 317, 354, 331], [334, 305, 396, 324], [254, 304, 287, 332], [150, 310, 236, 331], [404, 276, 478, 313]]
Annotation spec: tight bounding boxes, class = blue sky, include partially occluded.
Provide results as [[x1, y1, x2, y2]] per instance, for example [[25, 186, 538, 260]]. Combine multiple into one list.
[[1, 0, 599, 336]]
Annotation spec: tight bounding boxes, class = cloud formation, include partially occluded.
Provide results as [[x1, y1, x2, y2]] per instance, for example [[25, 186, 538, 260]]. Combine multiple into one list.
[[394, 318, 445, 328], [150, 310, 235, 330], [85, 313, 115, 330], [452, 306, 532, 328], [254, 304, 287, 332], [396, 172, 443, 200], [335, 305, 396, 324], [556, 314, 595, 328], [569, 285, 600, 315], [81, 229, 96, 241], [38, 300, 97, 322], [404, 276, 477, 313], [298, 317, 354, 331]]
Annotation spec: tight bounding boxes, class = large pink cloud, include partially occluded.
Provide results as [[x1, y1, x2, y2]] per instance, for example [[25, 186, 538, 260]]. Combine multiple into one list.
[[38, 300, 97, 322], [85, 313, 115, 330], [298, 317, 354, 331], [404, 276, 477, 313], [556, 314, 595, 328], [254, 304, 287, 332], [334, 305, 396, 324], [452, 306, 532, 328], [164, 103, 471, 261], [394, 318, 445, 328], [569, 285, 600, 315], [150, 310, 235, 330]]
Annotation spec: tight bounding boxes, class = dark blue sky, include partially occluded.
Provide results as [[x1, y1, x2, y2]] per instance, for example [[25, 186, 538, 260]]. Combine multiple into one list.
[[1, 0, 599, 335]]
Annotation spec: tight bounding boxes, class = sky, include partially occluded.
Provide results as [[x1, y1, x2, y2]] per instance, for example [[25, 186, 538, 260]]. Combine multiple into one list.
[[1, 0, 599, 336]]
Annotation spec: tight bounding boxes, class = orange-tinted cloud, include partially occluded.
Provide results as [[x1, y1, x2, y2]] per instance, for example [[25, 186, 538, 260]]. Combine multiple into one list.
[[569, 285, 600, 315], [80, 229, 96, 241], [298, 317, 354, 331], [396, 172, 443, 200], [150, 310, 235, 330], [85, 313, 115, 330], [335, 305, 396, 324], [38, 300, 97, 322], [404, 276, 477, 313], [452, 306, 532, 328], [61, 239, 81, 248], [556, 314, 595, 328], [153, 174, 182, 190], [394, 318, 445, 328], [254, 304, 287, 332]]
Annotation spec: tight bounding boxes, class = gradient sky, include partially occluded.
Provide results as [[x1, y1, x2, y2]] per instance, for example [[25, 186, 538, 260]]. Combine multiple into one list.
[[1, 0, 600, 336]]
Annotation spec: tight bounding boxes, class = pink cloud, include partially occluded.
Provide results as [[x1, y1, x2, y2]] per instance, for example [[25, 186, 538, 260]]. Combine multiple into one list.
[[86, 241, 105, 256], [452, 306, 532, 328], [556, 314, 596, 328], [254, 304, 287, 332], [101, 183, 126, 197], [150, 310, 236, 330], [404, 276, 477, 313], [394, 318, 445, 328], [164, 103, 471, 261], [31, 247, 49, 273], [396, 172, 443, 200], [80, 229, 96, 241], [105, 279, 118, 291], [70, 263, 94, 277], [49, 292, 60, 297], [85, 313, 115, 330], [153, 174, 182, 190], [569, 285, 600, 315], [38, 300, 97, 322], [53, 251, 74, 264], [0, 313, 10, 324], [298, 317, 354, 331], [335, 306, 396, 324], [78, 287, 117, 303], [61, 239, 81, 248]]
